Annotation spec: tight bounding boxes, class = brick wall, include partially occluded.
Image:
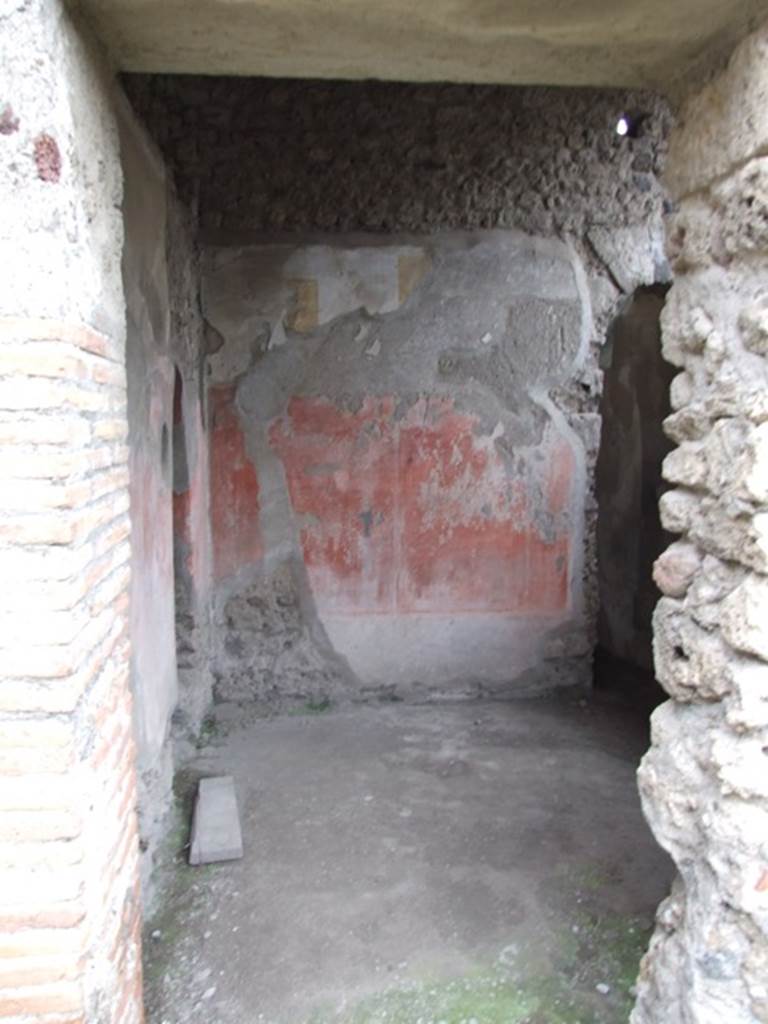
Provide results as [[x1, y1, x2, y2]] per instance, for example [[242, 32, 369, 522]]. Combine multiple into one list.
[[0, 3, 142, 1023], [0, 322, 140, 1023]]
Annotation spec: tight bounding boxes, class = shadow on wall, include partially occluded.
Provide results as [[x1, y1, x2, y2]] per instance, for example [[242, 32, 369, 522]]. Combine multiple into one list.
[[595, 285, 673, 703]]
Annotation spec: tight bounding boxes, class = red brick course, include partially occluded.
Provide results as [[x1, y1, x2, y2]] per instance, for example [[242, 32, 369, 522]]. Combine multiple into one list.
[[0, 316, 143, 1022]]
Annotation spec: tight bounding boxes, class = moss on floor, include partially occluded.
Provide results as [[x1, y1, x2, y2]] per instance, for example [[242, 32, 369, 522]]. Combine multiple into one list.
[[305, 911, 650, 1024]]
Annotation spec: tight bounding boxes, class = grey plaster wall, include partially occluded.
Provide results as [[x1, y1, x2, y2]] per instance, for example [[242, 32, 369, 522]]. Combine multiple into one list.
[[119, 94, 177, 889], [203, 232, 600, 700], [118, 94, 212, 895]]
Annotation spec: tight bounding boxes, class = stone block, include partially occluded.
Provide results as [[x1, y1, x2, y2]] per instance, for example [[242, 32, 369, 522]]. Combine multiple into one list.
[[721, 576, 768, 662], [703, 365, 768, 425], [690, 499, 768, 574], [653, 541, 701, 599], [669, 371, 694, 412], [712, 730, 768, 800], [665, 197, 714, 271], [662, 442, 707, 490], [705, 418, 768, 504], [685, 555, 745, 631], [587, 224, 657, 294], [663, 405, 710, 444], [660, 285, 713, 366], [712, 157, 768, 260], [189, 776, 243, 866], [659, 488, 698, 535], [741, 422, 768, 503], [653, 598, 733, 702], [739, 297, 768, 357], [725, 657, 768, 732], [665, 25, 768, 198]]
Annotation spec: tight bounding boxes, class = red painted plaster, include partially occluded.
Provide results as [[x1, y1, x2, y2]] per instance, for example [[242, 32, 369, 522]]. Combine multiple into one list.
[[210, 385, 263, 581], [397, 400, 569, 613], [270, 395, 572, 616], [271, 396, 398, 612], [33, 132, 61, 183]]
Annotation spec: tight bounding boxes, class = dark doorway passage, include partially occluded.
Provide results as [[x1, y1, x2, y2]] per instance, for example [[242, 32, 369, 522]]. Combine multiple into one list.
[[594, 286, 674, 710], [123, 73, 678, 1024]]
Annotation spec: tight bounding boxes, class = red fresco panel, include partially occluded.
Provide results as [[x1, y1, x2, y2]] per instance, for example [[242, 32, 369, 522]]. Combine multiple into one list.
[[173, 423, 209, 591], [270, 396, 397, 613], [210, 385, 263, 582], [396, 398, 569, 613], [269, 394, 572, 616]]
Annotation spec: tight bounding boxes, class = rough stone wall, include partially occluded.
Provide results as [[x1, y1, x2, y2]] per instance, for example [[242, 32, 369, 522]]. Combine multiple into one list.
[[632, 23, 768, 1024], [0, 3, 142, 1023], [596, 286, 674, 675], [123, 75, 670, 241], [119, 96, 212, 895], [124, 75, 673, 705]]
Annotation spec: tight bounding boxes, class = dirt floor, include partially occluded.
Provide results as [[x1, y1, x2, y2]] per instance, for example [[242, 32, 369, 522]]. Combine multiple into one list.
[[144, 692, 673, 1024]]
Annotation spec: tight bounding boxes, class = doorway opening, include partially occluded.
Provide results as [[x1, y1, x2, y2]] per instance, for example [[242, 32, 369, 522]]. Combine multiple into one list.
[[121, 73, 676, 1024], [594, 285, 674, 713]]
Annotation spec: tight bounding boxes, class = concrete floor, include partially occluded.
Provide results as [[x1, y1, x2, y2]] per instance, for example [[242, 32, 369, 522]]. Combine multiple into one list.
[[144, 694, 673, 1024]]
